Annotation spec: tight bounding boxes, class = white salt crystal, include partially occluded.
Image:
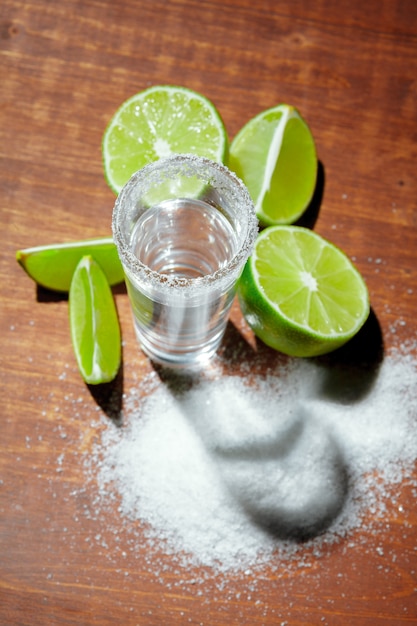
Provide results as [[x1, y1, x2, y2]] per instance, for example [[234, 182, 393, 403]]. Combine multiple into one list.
[[88, 346, 417, 572]]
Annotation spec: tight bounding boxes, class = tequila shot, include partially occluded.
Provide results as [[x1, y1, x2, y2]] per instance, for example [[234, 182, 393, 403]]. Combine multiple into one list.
[[112, 154, 258, 368]]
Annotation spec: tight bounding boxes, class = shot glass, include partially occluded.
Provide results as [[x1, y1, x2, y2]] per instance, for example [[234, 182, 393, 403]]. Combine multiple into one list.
[[112, 154, 258, 368]]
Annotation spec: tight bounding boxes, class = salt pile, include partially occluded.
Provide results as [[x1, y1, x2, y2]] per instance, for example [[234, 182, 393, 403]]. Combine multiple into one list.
[[87, 344, 417, 572]]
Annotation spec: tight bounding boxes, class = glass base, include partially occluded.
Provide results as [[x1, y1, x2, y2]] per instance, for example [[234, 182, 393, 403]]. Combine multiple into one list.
[[133, 322, 224, 370]]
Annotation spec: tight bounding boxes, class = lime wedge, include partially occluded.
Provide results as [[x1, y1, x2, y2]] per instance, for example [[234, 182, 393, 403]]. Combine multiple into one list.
[[69, 255, 121, 385], [102, 85, 228, 194], [230, 104, 317, 226], [238, 226, 369, 357], [16, 237, 124, 292]]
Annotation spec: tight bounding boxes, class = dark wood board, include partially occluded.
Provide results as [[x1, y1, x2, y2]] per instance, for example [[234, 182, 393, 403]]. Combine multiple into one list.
[[1, 1, 417, 623]]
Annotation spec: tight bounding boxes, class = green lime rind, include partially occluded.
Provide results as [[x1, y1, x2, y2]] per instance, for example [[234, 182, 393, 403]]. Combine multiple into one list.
[[102, 85, 229, 195], [230, 104, 317, 227], [238, 226, 370, 357], [69, 255, 121, 385], [16, 237, 124, 292]]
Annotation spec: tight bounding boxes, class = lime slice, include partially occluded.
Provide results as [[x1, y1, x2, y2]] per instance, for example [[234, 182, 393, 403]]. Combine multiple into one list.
[[69, 255, 121, 385], [229, 104, 317, 226], [102, 85, 228, 194], [238, 226, 369, 357], [16, 237, 124, 292]]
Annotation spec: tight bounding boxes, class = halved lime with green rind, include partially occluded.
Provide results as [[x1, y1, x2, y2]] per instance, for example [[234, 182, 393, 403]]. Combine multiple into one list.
[[102, 85, 229, 195], [69, 255, 121, 385], [230, 104, 317, 226], [16, 237, 124, 292], [238, 226, 370, 357]]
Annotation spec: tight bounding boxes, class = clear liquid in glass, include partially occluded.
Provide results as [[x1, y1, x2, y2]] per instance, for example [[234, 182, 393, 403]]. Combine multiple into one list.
[[126, 198, 239, 367]]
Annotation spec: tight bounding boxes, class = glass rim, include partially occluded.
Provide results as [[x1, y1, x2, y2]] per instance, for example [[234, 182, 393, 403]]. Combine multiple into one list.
[[112, 154, 259, 293]]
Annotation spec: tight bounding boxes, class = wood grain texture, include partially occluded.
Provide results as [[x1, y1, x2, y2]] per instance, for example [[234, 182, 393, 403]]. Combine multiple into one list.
[[1, 0, 417, 624]]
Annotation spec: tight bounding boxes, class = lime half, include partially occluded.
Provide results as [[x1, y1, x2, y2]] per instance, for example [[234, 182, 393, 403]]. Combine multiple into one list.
[[230, 104, 317, 226], [16, 237, 124, 292], [238, 226, 369, 357], [103, 85, 228, 194], [69, 255, 121, 385]]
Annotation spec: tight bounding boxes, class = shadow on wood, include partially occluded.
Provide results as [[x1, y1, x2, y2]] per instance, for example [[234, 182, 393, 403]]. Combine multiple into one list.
[[87, 361, 124, 425]]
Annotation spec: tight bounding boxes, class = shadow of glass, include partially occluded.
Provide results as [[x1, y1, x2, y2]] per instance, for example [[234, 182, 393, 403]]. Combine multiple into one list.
[[151, 362, 200, 395], [155, 364, 350, 543], [232, 417, 349, 542], [218, 319, 292, 376]]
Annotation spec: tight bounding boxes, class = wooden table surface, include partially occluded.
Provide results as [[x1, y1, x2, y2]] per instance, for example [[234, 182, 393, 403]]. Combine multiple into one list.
[[1, 1, 417, 624]]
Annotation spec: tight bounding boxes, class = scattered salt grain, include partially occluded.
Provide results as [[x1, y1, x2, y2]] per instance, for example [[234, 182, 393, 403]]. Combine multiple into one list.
[[86, 344, 417, 574]]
